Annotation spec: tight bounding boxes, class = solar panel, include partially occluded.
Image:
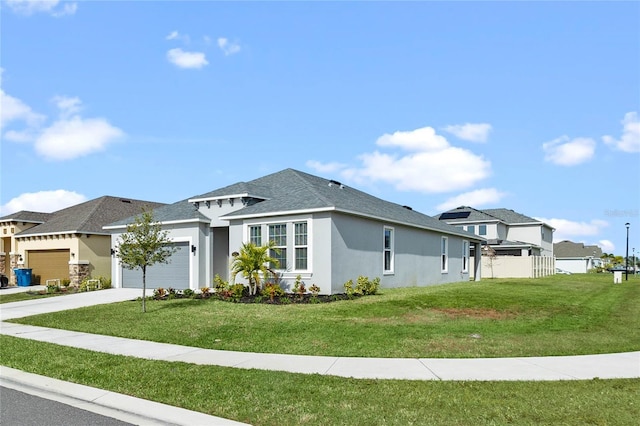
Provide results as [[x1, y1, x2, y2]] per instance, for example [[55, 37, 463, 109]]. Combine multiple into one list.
[[440, 211, 471, 220]]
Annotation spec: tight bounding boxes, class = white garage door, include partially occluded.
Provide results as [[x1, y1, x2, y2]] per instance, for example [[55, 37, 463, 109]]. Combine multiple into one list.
[[122, 242, 190, 289]]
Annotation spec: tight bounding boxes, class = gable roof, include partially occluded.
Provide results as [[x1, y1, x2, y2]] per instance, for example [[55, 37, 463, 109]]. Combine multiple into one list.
[[216, 169, 482, 240], [436, 206, 549, 227], [17, 196, 165, 237], [0, 211, 54, 224], [554, 240, 603, 258]]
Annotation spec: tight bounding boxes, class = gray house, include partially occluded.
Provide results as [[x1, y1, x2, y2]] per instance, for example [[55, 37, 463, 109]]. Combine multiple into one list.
[[105, 169, 483, 294], [437, 206, 554, 257], [554, 240, 602, 273]]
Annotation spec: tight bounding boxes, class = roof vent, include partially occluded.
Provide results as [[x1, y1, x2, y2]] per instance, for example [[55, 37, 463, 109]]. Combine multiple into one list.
[[402, 205, 413, 210], [120, 199, 131, 203], [328, 179, 344, 188]]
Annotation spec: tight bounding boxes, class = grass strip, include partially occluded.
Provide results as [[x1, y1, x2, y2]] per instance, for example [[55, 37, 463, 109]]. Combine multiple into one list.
[[1, 336, 638, 426], [10, 274, 640, 358]]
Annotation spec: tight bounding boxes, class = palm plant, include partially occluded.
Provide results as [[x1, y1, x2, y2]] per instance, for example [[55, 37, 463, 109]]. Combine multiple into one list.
[[230, 241, 280, 295]]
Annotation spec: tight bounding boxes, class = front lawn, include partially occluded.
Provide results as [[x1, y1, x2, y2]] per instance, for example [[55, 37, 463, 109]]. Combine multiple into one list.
[[1, 336, 638, 426], [10, 274, 640, 358]]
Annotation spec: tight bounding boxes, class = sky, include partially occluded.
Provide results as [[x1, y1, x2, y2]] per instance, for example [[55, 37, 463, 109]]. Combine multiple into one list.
[[1, 0, 639, 257]]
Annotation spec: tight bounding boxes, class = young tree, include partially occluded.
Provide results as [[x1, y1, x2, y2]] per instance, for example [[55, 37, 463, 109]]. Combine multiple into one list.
[[115, 210, 177, 312], [230, 241, 280, 295]]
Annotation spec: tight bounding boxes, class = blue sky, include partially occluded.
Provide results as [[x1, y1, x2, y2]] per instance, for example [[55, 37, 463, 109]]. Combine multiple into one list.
[[1, 0, 639, 256]]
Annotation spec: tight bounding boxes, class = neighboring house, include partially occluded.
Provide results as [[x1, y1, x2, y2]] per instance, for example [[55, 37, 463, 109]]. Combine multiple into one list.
[[554, 240, 602, 274], [436, 206, 554, 257], [1, 196, 164, 286], [1, 211, 54, 285], [105, 169, 484, 294]]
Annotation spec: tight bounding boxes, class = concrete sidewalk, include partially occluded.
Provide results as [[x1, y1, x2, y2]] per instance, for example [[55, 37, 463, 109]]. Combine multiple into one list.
[[1, 287, 638, 381]]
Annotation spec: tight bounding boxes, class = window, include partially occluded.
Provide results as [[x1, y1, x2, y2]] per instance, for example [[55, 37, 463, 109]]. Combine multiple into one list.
[[462, 240, 469, 272], [294, 222, 308, 270], [384, 227, 394, 273], [269, 224, 287, 269], [466, 225, 475, 234], [441, 237, 448, 272], [478, 225, 487, 236], [249, 225, 262, 246]]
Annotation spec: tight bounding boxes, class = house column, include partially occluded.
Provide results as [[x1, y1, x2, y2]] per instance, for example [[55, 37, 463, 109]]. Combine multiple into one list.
[[69, 261, 90, 286], [473, 242, 482, 281]]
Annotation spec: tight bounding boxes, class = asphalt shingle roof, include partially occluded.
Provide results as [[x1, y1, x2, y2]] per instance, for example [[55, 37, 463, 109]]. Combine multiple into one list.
[[17, 196, 165, 236], [105, 169, 483, 241], [218, 169, 482, 240], [106, 198, 209, 227], [436, 206, 543, 225], [0, 211, 53, 224], [554, 240, 603, 258]]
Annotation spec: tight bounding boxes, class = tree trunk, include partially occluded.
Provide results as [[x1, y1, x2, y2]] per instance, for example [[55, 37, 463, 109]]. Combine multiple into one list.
[[142, 265, 147, 313]]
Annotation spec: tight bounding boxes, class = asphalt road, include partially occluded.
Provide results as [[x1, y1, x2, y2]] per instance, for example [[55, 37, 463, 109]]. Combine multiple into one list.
[[0, 386, 134, 426]]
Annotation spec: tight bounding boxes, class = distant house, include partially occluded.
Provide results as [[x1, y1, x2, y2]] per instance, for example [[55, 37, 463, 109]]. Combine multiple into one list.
[[436, 206, 554, 257], [0, 197, 164, 286], [106, 169, 484, 294], [554, 240, 602, 274]]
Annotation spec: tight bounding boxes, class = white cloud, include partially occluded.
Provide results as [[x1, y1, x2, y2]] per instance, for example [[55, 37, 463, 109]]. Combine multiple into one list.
[[536, 217, 609, 242], [602, 112, 640, 153], [166, 48, 208, 69], [436, 188, 507, 211], [442, 123, 492, 143], [328, 126, 490, 193], [217, 37, 241, 56], [306, 160, 347, 174], [52, 95, 82, 118], [542, 136, 596, 166], [165, 30, 190, 44], [0, 89, 46, 131], [376, 126, 449, 151], [35, 115, 124, 161], [0, 190, 86, 216], [599, 240, 615, 253], [5, 0, 77, 16]]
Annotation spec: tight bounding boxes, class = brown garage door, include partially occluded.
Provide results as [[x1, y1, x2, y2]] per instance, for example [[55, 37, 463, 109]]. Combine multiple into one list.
[[28, 250, 70, 285]]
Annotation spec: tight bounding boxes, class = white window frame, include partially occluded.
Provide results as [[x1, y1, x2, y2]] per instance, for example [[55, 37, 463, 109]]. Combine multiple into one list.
[[466, 225, 475, 235], [478, 225, 487, 236], [248, 225, 262, 246], [462, 240, 469, 273], [441, 236, 448, 273], [268, 223, 288, 270], [383, 226, 394, 274], [294, 221, 309, 271]]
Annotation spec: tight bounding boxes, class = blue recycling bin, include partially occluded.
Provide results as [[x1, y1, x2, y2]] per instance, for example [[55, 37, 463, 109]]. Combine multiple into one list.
[[14, 269, 32, 287]]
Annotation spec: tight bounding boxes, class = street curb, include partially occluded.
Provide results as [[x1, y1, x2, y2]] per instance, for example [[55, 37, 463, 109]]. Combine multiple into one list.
[[0, 366, 249, 426]]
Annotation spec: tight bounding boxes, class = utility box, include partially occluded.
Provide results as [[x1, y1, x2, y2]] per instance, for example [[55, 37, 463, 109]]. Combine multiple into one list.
[[613, 271, 622, 284]]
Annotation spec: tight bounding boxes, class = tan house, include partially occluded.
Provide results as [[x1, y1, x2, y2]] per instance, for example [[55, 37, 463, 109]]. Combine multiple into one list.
[[0, 196, 163, 286]]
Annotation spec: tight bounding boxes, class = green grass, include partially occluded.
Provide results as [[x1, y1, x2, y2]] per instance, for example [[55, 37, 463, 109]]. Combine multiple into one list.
[[9, 274, 640, 358], [1, 336, 638, 426], [0, 289, 60, 304]]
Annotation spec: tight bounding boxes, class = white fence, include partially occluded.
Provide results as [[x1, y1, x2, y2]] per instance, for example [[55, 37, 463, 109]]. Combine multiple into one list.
[[470, 255, 555, 279]]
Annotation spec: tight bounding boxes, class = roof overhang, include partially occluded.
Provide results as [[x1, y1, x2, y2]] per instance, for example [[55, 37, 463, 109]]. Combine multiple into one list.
[[188, 193, 268, 203], [103, 217, 211, 231], [221, 206, 486, 242]]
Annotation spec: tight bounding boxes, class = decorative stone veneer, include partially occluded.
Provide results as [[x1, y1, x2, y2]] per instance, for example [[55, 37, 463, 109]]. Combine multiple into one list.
[[8, 253, 21, 286], [69, 261, 90, 286], [0, 253, 5, 275]]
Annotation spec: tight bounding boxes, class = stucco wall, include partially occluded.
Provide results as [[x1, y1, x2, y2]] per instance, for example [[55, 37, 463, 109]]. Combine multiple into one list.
[[330, 213, 471, 293], [110, 221, 207, 289]]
